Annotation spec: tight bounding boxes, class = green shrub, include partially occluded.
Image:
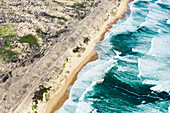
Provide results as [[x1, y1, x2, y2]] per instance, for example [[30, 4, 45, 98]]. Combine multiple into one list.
[[32, 104, 38, 110], [0, 24, 15, 39], [77, 54, 81, 57], [0, 48, 18, 63], [83, 38, 90, 44], [65, 71, 70, 74], [19, 34, 39, 47], [73, 47, 80, 53]]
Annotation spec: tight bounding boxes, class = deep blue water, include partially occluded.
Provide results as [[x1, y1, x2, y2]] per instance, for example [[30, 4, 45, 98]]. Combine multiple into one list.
[[56, 0, 170, 112]]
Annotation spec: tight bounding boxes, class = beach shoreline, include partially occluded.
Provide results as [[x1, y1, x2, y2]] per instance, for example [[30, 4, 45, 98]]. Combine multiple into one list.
[[44, 0, 133, 112], [45, 50, 98, 113]]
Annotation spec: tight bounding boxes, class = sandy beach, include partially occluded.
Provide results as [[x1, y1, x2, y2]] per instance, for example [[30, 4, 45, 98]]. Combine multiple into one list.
[[44, 0, 132, 112], [45, 50, 98, 113]]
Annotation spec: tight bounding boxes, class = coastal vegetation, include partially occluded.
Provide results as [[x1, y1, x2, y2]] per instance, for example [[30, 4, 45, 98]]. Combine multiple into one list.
[[0, 24, 18, 63], [32, 85, 51, 112], [83, 37, 90, 44], [19, 34, 39, 47], [73, 46, 86, 53]]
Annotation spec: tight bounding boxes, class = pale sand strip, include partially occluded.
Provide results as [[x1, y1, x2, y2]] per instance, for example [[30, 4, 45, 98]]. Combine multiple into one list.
[[44, 0, 132, 113]]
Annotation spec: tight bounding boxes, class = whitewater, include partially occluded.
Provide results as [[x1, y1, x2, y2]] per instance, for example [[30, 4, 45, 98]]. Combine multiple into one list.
[[56, 0, 170, 112]]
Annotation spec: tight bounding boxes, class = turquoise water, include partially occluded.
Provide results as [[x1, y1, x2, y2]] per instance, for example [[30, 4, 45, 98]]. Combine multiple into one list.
[[56, 0, 170, 112]]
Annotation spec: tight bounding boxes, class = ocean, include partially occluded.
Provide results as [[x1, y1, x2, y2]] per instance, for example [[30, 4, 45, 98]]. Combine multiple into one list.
[[56, 0, 170, 112]]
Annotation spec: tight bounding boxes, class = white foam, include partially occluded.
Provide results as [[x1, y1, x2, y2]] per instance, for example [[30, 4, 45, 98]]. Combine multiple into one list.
[[132, 48, 146, 54], [118, 55, 138, 63], [157, 29, 161, 33], [139, 36, 170, 94], [148, 35, 170, 58], [143, 80, 159, 85], [150, 82, 170, 93], [155, 0, 162, 4], [114, 50, 121, 56], [141, 101, 146, 104], [140, 22, 146, 27], [138, 104, 165, 113], [167, 19, 170, 24], [76, 101, 93, 113], [96, 79, 104, 84]]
